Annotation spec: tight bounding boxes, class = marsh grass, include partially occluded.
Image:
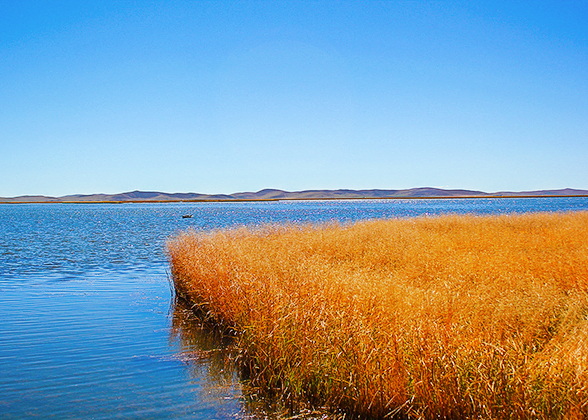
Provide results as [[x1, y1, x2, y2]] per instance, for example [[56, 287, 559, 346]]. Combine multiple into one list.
[[167, 212, 588, 419]]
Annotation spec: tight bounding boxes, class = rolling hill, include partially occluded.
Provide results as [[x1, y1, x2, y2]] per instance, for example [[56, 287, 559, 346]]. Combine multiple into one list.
[[1, 188, 588, 203]]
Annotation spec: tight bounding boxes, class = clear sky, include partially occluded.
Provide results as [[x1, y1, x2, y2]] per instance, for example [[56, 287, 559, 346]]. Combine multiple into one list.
[[1, 1, 587, 197]]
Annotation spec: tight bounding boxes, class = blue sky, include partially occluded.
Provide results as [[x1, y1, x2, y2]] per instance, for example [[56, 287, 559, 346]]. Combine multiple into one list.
[[1, 1, 587, 196]]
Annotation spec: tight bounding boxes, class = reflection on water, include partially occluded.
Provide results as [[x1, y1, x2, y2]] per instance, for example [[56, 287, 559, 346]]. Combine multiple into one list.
[[0, 269, 248, 420], [169, 298, 242, 405]]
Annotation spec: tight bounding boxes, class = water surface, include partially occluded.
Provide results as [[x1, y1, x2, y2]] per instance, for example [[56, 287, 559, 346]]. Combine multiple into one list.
[[1, 198, 587, 418]]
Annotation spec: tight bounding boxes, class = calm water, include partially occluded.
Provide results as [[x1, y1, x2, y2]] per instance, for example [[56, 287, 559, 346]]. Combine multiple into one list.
[[1, 198, 587, 419]]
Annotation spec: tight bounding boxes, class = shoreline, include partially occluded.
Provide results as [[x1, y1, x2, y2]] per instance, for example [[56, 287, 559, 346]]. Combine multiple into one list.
[[2, 194, 588, 204]]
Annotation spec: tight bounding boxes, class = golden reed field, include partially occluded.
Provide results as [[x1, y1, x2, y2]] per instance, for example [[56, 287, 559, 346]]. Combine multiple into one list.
[[167, 211, 588, 419]]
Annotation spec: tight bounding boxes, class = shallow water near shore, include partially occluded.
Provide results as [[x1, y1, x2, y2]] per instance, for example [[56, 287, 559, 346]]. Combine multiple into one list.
[[1, 197, 587, 419]]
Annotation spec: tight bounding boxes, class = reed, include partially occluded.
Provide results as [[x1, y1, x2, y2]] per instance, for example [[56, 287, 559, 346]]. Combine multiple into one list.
[[167, 211, 588, 419]]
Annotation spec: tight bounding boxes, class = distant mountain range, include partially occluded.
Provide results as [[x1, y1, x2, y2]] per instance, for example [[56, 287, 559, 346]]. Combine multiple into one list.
[[1, 188, 588, 203]]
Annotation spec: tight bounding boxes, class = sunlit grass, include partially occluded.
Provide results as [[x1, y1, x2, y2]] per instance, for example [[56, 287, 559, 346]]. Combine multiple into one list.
[[167, 211, 588, 419]]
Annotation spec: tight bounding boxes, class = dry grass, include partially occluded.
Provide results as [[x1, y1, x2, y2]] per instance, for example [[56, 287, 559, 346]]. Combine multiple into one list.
[[167, 211, 588, 419]]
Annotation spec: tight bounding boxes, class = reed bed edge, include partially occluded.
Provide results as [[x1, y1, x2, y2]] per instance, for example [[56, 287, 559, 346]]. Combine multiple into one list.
[[167, 212, 588, 419]]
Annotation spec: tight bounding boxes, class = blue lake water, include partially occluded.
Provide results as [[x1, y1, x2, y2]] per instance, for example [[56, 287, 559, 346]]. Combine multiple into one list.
[[1, 198, 587, 419]]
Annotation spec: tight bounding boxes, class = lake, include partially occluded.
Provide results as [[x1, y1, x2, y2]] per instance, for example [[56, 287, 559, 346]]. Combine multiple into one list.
[[1, 197, 587, 419]]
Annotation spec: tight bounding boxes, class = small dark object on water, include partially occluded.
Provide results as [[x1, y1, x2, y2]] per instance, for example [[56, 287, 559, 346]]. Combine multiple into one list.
[[182, 215, 193, 219]]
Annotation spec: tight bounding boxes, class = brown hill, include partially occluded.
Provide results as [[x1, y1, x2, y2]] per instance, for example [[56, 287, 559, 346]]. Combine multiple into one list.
[[1, 188, 587, 203]]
